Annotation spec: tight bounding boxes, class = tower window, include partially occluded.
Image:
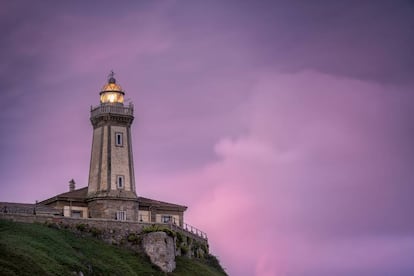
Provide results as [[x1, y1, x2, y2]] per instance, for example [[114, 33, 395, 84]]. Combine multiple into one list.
[[117, 175, 124, 189], [115, 132, 123, 146], [116, 211, 126, 221]]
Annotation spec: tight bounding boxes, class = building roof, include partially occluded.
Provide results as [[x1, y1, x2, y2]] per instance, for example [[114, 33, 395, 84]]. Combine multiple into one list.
[[39, 186, 187, 211], [138, 196, 188, 211], [38, 187, 88, 205], [57, 187, 88, 199]]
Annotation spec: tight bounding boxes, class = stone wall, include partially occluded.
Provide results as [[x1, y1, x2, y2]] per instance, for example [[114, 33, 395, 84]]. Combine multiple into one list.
[[88, 126, 103, 193], [87, 198, 139, 221], [0, 213, 142, 237], [0, 213, 207, 244], [110, 125, 134, 192]]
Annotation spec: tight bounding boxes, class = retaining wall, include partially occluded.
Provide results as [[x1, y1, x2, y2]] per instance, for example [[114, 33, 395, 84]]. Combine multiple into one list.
[[0, 213, 207, 245]]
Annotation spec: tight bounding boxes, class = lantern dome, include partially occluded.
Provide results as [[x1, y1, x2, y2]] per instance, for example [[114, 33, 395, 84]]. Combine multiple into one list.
[[100, 71, 125, 104]]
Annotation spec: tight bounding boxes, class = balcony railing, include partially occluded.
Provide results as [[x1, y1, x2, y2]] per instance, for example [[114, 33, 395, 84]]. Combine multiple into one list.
[[158, 221, 208, 241], [181, 222, 208, 240], [90, 103, 134, 118], [138, 214, 208, 240]]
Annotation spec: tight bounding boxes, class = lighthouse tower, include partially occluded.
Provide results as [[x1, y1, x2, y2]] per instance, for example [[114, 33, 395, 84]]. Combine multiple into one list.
[[87, 72, 138, 221]]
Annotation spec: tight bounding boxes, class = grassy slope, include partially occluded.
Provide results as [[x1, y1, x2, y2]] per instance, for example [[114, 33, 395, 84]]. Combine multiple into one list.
[[0, 220, 226, 276]]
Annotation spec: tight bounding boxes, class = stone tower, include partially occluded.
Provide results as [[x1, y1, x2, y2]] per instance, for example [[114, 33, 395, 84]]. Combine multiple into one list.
[[87, 72, 139, 221]]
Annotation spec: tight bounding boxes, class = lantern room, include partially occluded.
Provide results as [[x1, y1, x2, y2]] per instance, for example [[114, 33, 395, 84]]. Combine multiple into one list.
[[100, 71, 125, 104]]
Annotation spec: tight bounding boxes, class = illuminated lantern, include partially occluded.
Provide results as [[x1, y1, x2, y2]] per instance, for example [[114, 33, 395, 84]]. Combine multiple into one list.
[[99, 71, 125, 104]]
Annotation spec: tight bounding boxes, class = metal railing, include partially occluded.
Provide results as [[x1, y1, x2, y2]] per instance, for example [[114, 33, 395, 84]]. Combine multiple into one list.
[[162, 222, 208, 241], [181, 222, 208, 240], [1, 206, 34, 214], [90, 103, 133, 118], [0, 203, 59, 215], [138, 214, 208, 240]]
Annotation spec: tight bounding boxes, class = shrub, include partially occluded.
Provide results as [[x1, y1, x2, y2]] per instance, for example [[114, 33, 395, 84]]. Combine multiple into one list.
[[142, 225, 162, 233], [89, 227, 102, 238], [47, 223, 60, 230], [120, 238, 126, 246], [193, 240, 200, 248], [204, 254, 226, 274], [127, 233, 141, 244], [163, 228, 176, 238], [176, 231, 184, 243], [200, 242, 208, 253], [180, 244, 189, 255], [142, 225, 176, 238], [76, 223, 87, 232]]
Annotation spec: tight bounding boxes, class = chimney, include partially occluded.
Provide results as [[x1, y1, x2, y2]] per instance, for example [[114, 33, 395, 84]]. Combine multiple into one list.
[[69, 179, 76, 192]]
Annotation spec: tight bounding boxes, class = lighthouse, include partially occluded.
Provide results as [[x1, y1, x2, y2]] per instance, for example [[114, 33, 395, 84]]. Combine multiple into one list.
[[39, 72, 189, 225], [87, 71, 138, 221]]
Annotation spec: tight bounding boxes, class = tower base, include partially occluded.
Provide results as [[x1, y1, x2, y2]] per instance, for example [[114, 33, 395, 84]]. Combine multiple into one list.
[[87, 197, 139, 221]]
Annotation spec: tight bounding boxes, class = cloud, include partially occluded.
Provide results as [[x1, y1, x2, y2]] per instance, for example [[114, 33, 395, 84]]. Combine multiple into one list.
[[140, 70, 414, 275]]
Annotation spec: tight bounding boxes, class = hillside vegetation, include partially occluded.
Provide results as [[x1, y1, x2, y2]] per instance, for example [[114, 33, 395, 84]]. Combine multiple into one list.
[[0, 220, 226, 276]]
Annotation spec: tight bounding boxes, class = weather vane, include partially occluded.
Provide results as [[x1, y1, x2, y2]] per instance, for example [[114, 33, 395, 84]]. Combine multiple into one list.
[[108, 70, 115, 79]]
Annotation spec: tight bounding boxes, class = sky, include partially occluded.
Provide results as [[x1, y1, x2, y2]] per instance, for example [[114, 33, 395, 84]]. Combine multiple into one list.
[[1, 1, 414, 275]]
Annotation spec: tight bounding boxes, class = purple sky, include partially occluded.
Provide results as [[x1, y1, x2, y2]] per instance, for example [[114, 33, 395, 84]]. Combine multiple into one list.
[[1, 1, 414, 275]]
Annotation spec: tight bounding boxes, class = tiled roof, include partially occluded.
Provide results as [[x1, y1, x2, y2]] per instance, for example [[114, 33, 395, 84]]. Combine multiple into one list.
[[55, 187, 88, 199], [38, 186, 187, 211], [138, 196, 187, 211], [39, 187, 88, 205]]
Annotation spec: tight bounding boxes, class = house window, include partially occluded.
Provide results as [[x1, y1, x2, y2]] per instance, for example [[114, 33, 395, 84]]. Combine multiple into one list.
[[117, 175, 124, 189], [115, 132, 123, 147], [71, 210, 82, 218], [116, 211, 126, 221], [161, 215, 172, 223]]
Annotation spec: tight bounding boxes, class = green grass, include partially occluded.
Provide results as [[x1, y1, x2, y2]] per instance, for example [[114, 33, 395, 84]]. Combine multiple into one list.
[[0, 219, 226, 276]]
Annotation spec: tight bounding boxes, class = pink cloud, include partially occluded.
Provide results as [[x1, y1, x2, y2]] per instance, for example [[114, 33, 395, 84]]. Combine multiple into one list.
[[137, 71, 414, 275]]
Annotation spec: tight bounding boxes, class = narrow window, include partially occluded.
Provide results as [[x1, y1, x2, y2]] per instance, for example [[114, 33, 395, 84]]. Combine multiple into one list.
[[117, 175, 124, 189], [115, 132, 123, 146], [116, 211, 126, 221]]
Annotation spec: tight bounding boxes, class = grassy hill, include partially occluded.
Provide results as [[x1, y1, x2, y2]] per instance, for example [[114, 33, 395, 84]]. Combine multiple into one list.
[[0, 219, 227, 276]]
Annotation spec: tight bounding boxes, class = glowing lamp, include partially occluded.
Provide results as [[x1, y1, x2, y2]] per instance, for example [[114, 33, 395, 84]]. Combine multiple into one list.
[[99, 74, 125, 104]]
